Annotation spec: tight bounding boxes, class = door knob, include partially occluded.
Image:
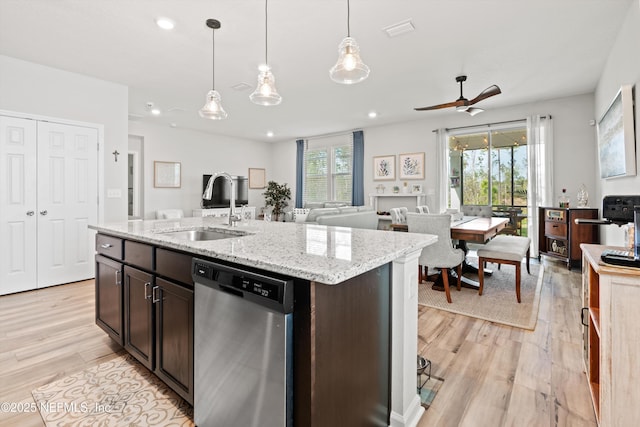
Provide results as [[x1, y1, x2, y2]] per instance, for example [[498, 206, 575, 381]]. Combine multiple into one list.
[[26, 210, 35, 216], [40, 210, 48, 216]]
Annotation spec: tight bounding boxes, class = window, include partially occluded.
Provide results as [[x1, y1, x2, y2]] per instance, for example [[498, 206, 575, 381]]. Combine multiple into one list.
[[448, 123, 529, 235], [303, 134, 353, 204]]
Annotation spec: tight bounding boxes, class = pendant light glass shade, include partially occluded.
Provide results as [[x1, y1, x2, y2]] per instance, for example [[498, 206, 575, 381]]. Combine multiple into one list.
[[251, 0, 282, 106], [199, 19, 227, 120], [199, 89, 228, 120], [250, 65, 282, 106], [329, 36, 369, 84]]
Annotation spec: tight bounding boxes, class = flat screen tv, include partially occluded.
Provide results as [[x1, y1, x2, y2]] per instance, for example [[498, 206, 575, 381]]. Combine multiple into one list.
[[202, 175, 248, 208]]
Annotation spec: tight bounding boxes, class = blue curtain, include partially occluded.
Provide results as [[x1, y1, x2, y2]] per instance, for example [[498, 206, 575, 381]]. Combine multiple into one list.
[[352, 130, 365, 206], [295, 139, 305, 208]]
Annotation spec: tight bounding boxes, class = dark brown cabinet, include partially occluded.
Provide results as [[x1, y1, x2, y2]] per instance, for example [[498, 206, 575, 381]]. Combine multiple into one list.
[[95, 234, 194, 404], [95, 254, 123, 345], [124, 266, 154, 370], [538, 207, 599, 269]]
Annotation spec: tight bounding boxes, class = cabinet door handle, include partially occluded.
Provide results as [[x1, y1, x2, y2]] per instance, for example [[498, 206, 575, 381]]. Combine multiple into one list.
[[40, 210, 48, 216], [581, 307, 589, 327], [115, 270, 121, 286], [26, 210, 35, 216], [152, 286, 161, 303], [144, 282, 152, 300], [100, 243, 112, 249]]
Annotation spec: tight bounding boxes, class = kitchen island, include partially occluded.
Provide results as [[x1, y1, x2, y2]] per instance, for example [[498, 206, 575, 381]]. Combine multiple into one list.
[[89, 216, 436, 427]]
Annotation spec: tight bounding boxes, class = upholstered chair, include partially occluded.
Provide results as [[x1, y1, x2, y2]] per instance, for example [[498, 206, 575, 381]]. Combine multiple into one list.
[[415, 205, 430, 214], [390, 207, 409, 224], [406, 213, 465, 303], [461, 205, 492, 217]]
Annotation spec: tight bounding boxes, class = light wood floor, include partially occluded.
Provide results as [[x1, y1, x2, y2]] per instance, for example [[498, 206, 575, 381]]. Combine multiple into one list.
[[0, 260, 596, 427]]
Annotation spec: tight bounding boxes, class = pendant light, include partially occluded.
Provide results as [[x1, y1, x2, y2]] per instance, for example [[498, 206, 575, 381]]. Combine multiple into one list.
[[249, 0, 282, 106], [199, 19, 228, 120], [329, 0, 370, 84]]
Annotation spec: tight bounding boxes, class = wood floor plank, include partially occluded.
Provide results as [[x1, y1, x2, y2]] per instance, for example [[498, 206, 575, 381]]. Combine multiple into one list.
[[1, 261, 597, 427]]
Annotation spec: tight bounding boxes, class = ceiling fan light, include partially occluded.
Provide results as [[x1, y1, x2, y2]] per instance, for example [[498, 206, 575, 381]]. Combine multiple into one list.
[[330, 37, 370, 84], [467, 107, 484, 116], [456, 105, 469, 113], [199, 89, 228, 120], [250, 65, 282, 106]]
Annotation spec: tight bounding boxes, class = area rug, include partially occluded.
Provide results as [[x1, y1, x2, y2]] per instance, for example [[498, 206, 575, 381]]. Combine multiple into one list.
[[32, 354, 193, 427], [418, 260, 544, 330], [419, 374, 444, 410]]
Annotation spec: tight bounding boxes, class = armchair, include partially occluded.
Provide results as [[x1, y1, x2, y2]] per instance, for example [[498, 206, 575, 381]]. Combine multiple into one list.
[[406, 213, 464, 303]]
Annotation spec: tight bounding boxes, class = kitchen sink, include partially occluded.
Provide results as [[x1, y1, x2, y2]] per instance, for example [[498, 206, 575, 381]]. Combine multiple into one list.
[[159, 228, 245, 241]]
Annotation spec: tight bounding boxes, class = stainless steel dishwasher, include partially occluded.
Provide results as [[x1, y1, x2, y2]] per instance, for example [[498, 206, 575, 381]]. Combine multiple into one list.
[[192, 259, 294, 427]]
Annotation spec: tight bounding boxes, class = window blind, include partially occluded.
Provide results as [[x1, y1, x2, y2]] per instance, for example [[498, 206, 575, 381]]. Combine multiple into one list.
[[303, 133, 353, 205]]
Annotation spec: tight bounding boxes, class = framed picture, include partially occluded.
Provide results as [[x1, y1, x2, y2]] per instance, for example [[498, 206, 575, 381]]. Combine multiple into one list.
[[249, 168, 266, 189], [373, 155, 396, 180], [597, 84, 636, 179], [412, 184, 422, 194], [399, 152, 425, 179], [154, 161, 181, 188]]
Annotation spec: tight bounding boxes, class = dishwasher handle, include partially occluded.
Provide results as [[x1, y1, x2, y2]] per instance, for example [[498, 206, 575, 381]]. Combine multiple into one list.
[[218, 283, 244, 298]]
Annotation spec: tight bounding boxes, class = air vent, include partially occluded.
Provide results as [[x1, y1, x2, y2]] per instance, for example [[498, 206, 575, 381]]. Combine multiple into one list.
[[382, 19, 415, 38], [231, 82, 252, 91], [128, 113, 143, 121]]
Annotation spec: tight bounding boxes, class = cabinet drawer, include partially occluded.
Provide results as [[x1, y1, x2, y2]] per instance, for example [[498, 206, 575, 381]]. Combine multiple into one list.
[[156, 248, 193, 287], [545, 221, 567, 238], [96, 234, 123, 260], [124, 240, 154, 271]]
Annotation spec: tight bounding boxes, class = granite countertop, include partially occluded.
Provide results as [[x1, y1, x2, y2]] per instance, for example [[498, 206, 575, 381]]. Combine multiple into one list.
[[89, 217, 436, 284]]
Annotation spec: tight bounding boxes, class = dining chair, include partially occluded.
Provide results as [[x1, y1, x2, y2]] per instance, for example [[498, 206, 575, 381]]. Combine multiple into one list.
[[390, 207, 409, 224], [406, 213, 465, 303], [461, 205, 492, 217], [415, 205, 430, 214], [156, 209, 184, 219]]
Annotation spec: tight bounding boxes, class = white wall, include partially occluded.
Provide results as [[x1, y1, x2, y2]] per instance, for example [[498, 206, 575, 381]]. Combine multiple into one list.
[[274, 93, 598, 214], [594, 0, 640, 245], [0, 55, 128, 223], [128, 121, 273, 218]]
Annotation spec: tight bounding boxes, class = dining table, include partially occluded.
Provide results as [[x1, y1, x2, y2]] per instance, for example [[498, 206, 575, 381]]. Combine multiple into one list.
[[393, 215, 510, 289]]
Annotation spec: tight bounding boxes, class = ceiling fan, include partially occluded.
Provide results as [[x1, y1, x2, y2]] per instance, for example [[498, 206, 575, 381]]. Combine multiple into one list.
[[414, 75, 501, 116]]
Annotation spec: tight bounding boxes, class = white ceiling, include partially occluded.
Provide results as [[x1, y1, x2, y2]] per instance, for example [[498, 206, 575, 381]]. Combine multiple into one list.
[[0, 0, 633, 142]]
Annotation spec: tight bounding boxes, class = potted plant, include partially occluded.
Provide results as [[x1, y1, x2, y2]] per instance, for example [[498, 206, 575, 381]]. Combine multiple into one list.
[[263, 181, 291, 221]]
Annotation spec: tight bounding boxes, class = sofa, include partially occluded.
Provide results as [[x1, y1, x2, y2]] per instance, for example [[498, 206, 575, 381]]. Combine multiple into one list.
[[304, 205, 378, 230]]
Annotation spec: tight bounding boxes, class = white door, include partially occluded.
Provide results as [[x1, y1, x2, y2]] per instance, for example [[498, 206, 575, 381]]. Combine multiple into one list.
[[37, 121, 98, 288], [0, 116, 38, 294]]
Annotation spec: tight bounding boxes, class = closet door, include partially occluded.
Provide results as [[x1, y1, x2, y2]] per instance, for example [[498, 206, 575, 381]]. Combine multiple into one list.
[[37, 121, 98, 288], [0, 116, 37, 295]]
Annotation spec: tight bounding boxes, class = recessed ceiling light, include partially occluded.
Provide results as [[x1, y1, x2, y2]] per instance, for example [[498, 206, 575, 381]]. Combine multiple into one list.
[[156, 17, 175, 30], [368, 111, 378, 118], [151, 108, 161, 115], [266, 131, 274, 138]]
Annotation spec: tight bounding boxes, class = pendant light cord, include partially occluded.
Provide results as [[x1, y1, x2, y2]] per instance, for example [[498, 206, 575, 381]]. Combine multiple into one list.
[[347, 0, 351, 37], [211, 28, 216, 90], [264, 0, 269, 65]]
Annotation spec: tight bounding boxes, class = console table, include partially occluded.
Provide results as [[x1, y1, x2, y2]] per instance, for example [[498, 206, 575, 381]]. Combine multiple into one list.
[[369, 193, 426, 211]]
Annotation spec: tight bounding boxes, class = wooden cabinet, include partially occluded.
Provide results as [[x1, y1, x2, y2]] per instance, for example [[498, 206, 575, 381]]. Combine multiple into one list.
[[95, 234, 194, 404], [154, 277, 194, 402], [124, 266, 154, 370], [582, 244, 640, 426], [95, 254, 123, 345], [538, 207, 599, 269]]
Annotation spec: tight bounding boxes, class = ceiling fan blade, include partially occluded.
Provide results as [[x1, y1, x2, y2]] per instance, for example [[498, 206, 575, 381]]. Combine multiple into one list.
[[469, 85, 501, 105], [414, 99, 466, 111]]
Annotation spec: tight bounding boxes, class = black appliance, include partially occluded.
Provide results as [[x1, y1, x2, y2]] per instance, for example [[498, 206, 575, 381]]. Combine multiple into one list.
[[202, 174, 248, 208]]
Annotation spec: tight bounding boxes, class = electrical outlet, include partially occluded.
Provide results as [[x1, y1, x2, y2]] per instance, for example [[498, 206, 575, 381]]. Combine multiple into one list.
[[107, 189, 122, 198]]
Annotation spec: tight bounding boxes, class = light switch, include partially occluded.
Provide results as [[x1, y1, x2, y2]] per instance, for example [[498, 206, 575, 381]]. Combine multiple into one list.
[[107, 189, 122, 198]]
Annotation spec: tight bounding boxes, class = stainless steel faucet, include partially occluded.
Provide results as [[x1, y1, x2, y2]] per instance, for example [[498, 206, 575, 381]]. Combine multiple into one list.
[[202, 172, 241, 226]]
